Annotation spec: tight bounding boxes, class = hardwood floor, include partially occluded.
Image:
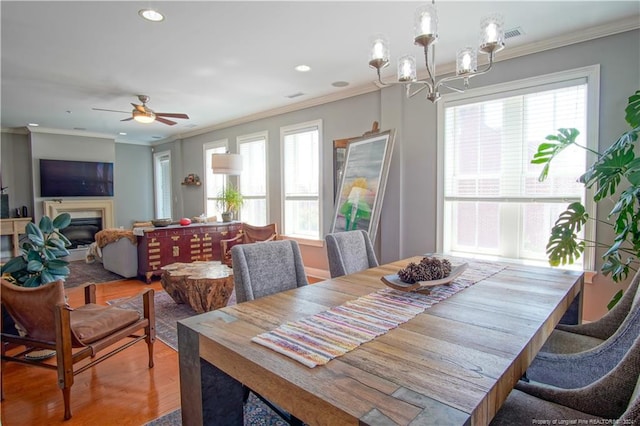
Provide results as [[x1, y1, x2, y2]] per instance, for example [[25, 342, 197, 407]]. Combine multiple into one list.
[[1, 279, 181, 426]]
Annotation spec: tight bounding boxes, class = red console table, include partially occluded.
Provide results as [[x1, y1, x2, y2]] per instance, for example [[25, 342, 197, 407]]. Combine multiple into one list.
[[136, 222, 242, 283]]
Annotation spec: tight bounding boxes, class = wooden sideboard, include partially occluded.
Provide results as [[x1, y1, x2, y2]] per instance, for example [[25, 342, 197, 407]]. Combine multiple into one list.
[[136, 222, 242, 283], [0, 218, 32, 257]]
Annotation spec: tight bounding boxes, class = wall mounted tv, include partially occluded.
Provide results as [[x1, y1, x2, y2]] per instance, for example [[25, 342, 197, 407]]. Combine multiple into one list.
[[40, 159, 114, 197]]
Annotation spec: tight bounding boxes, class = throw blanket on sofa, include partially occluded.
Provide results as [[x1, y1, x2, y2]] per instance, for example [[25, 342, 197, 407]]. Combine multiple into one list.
[[95, 229, 137, 248]]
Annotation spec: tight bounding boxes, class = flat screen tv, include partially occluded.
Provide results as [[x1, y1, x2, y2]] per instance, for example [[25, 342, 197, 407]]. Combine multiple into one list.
[[40, 159, 114, 197]]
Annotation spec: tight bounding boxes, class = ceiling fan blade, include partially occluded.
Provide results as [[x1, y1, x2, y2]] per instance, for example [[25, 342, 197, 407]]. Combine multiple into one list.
[[132, 103, 146, 113], [155, 116, 177, 126], [92, 108, 130, 114], [121, 117, 134, 122], [155, 113, 189, 119]]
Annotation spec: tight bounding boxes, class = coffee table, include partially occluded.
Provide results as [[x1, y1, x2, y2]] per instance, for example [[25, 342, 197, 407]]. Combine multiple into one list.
[[160, 261, 234, 313]]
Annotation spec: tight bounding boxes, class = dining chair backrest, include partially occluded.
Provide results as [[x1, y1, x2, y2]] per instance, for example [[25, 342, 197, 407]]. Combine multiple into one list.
[[325, 230, 379, 278], [231, 239, 308, 303]]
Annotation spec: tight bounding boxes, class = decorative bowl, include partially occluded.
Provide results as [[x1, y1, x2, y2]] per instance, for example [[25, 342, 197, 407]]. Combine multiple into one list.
[[152, 218, 172, 227]]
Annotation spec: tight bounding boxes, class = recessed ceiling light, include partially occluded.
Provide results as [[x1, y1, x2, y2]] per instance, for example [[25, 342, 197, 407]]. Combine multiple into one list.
[[294, 65, 311, 72], [332, 81, 350, 87], [119, 132, 127, 136], [139, 9, 164, 22], [28, 123, 39, 127]]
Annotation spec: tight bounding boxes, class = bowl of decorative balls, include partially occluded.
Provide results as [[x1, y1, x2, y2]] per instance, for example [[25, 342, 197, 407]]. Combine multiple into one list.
[[381, 256, 467, 292]]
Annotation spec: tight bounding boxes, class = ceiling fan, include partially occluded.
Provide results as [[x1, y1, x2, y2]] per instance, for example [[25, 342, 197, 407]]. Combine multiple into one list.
[[93, 95, 189, 126]]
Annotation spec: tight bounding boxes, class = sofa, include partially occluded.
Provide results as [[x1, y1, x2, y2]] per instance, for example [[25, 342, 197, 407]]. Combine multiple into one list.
[[93, 229, 138, 278]]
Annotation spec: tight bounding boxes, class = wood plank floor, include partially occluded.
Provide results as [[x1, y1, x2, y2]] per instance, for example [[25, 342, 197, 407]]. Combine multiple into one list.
[[1, 279, 181, 426]]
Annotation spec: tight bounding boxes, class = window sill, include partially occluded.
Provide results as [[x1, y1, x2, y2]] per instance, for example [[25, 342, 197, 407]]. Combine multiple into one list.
[[281, 235, 324, 248]]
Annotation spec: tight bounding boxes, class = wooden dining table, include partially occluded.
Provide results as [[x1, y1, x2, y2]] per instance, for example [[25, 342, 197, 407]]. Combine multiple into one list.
[[177, 256, 583, 426]]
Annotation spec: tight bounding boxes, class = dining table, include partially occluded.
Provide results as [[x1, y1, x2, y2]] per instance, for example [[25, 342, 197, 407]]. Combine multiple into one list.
[[177, 256, 584, 426]]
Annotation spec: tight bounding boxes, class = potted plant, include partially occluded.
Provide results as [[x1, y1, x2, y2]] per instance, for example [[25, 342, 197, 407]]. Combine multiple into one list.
[[217, 185, 244, 222], [1, 213, 72, 336], [532, 90, 640, 305], [1, 213, 72, 287]]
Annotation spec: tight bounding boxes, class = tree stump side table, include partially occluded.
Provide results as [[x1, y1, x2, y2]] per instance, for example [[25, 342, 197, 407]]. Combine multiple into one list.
[[160, 261, 234, 313]]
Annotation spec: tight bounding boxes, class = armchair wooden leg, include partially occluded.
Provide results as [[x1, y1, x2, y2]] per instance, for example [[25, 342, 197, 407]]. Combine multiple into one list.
[[56, 305, 75, 420], [143, 289, 155, 368], [62, 387, 72, 420]]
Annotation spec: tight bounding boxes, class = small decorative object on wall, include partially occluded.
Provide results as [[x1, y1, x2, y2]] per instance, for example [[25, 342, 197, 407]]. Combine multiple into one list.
[[330, 129, 395, 242], [182, 173, 201, 186]]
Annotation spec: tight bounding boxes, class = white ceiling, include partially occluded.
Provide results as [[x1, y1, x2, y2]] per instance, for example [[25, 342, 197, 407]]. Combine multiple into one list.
[[2, 1, 639, 145]]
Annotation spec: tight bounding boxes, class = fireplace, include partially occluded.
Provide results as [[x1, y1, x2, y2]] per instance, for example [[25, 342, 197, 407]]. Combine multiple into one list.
[[60, 217, 102, 249], [42, 200, 114, 259]]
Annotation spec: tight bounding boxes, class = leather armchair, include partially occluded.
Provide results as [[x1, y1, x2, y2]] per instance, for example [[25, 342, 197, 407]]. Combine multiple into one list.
[[221, 223, 278, 266], [0, 279, 155, 420]]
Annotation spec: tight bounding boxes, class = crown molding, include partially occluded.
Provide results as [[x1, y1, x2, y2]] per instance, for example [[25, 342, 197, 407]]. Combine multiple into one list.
[[1, 127, 29, 135], [26, 126, 114, 140], [169, 81, 380, 142]]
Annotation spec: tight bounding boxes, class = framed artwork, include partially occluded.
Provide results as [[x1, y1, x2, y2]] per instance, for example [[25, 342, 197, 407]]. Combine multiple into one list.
[[330, 129, 395, 242], [332, 121, 380, 198]]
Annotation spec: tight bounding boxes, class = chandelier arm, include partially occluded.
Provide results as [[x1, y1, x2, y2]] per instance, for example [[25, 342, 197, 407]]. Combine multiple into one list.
[[424, 45, 437, 90], [406, 83, 429, 98], [433, 52, 496, 93], [439, 83, 465, 93]]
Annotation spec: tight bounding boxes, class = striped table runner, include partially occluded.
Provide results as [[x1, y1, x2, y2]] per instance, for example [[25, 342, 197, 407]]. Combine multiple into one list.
[[252, 260, 507, 368]]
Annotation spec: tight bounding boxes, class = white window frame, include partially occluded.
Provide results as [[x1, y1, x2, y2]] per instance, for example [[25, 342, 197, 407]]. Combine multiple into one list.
[[153, 150, 172, 219], [436, 65, 600, 270], [280, 119, 323, 243], [237, 131, 269, 225], [203, 139, 229, 220]]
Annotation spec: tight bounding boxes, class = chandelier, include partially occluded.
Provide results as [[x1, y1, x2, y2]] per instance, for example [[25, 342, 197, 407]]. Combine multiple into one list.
[[368, 2, 505, 102]]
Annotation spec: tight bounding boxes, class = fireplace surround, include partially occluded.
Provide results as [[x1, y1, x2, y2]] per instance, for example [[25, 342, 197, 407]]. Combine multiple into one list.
[[42, 200, 115, 256]]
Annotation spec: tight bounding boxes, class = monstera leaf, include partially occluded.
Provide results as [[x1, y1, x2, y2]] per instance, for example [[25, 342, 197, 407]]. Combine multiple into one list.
[[545, 202, 587, 266], [532, 90, 640, 286]]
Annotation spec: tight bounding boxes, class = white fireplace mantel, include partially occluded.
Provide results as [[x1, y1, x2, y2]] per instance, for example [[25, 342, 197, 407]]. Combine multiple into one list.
[[43, 199, 115, 229]]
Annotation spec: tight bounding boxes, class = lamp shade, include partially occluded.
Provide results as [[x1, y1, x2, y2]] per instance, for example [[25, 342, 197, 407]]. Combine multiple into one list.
[[211, 153, 243, 175]]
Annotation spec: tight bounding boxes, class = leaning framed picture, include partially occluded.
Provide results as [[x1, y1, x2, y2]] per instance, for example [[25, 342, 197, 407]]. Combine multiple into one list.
[[330, 129, 395, 242]]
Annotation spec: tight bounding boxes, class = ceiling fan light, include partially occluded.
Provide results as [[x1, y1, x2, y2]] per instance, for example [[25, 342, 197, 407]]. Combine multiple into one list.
[[133, 110, 156, 124]]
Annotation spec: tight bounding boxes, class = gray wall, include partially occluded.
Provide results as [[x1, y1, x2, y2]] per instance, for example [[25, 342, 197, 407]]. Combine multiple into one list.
[[0, 131, 154, 228], [115, 143, 154, 226]]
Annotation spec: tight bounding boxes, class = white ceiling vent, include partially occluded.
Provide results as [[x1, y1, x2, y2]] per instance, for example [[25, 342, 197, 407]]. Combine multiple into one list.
[[504, 27, 524, 39]]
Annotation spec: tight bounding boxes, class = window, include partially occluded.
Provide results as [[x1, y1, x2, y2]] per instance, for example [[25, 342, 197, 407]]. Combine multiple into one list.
[[153, 151, 172, 219], [204, 140, 228, 219], [281, 120, 322, 240], [238, 132, 268, 225], [437, 66, 599, 268]]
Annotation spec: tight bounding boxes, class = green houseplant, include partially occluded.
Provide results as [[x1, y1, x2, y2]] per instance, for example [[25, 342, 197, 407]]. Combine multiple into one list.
[[532, 90, 640, 295], [217, 185, 244, 222], [1, 213, 72, 287]]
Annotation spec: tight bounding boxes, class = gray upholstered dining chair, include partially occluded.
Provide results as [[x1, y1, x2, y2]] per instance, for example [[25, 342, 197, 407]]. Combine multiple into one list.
[[491, 334, 640, 425], [230, 239, 307, 425], [325, 230, 379, 278], [526, 269, 640, 388], [231, 239, 308, 303]]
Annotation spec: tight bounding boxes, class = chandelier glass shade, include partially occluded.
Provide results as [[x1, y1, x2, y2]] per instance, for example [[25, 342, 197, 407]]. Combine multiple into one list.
[[369, 2, 505, 102]]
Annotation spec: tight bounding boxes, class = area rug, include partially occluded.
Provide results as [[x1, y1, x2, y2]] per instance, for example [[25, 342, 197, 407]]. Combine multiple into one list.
[[65, 259, 125, 289], [145, 393, 288, 425], [108, 289, 236, 350]]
